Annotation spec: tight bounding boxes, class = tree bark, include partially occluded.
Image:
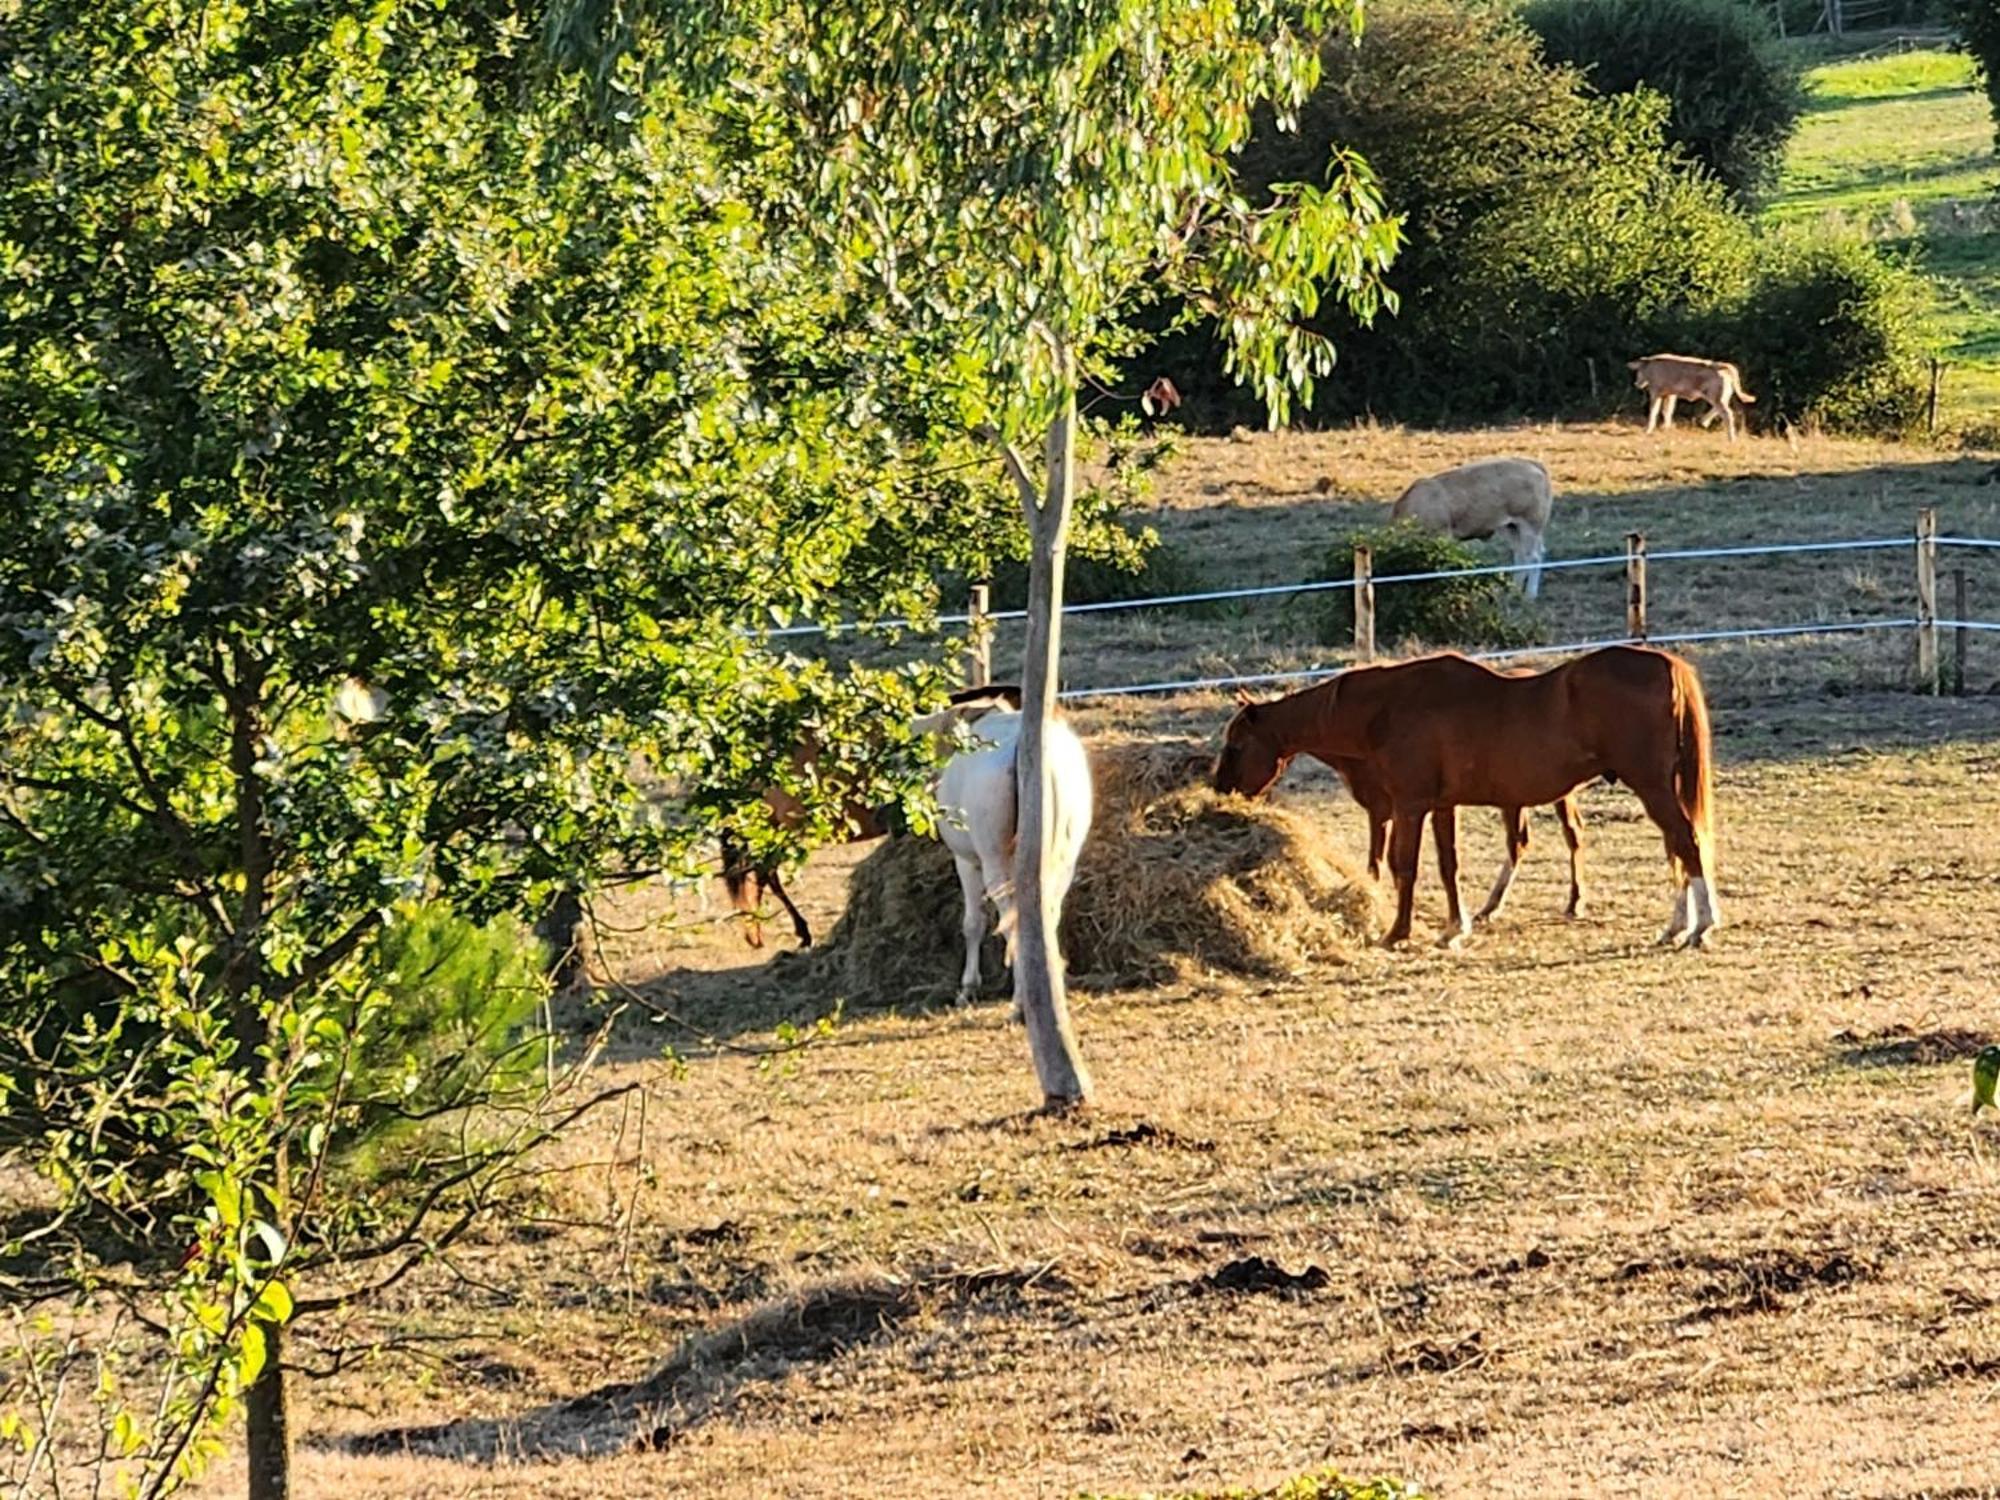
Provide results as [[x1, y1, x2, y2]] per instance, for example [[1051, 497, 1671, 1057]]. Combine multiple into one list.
[[244, 1320, 291, 1500], [1009, 387, 1093, 1108]]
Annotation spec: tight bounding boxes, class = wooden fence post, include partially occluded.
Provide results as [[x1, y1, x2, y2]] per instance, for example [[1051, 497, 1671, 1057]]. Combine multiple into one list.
[[1953, 565, 1968, 698], [1928, 359, 1946, 436], [1625, 532, 1647, 642], [965, 582, 992, 688], [1353, 545, 1375, 663], [1915, 507, 1938, 695]]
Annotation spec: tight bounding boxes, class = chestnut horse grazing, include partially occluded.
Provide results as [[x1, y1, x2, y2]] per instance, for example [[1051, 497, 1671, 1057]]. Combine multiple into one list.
[[1214, 646, 1717, 948]]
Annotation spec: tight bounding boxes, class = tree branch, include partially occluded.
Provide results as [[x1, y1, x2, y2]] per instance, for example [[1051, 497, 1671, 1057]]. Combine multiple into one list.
[[974, 423, 1044, 530]]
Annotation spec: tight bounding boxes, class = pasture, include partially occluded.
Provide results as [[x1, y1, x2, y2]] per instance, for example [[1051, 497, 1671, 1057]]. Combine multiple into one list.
[[1772, 38, 2000, 425], [219, 423, 2000, 1499]]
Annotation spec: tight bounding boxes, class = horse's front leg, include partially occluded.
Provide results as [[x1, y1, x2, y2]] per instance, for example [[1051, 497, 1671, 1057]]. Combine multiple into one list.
[[1557, 794, 1586, 919], [1432, 804, 1468, 948], [952, 853, 987, 1005], [765, 868, 813, 948], [1383, 805, 1428, 948]]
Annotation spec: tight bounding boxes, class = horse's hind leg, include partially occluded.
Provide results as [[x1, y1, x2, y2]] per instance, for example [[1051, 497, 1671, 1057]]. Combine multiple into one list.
[[765, 868, 813, 948], [1556, 794, 1586, 919], [952, 853, 987, 1005], [1432, 806, 1469, 948], [1383, 806, 1429, 948], [1475, 807, 1529, 924], [1633, 776, 1707, 946]]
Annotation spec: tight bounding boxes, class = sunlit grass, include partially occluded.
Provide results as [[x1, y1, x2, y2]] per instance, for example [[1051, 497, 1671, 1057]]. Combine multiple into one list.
[[1769, 44, 2000, 421]]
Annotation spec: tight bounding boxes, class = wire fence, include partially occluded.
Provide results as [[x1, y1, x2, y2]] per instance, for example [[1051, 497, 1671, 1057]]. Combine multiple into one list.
[[764, 522, 2000, 701]]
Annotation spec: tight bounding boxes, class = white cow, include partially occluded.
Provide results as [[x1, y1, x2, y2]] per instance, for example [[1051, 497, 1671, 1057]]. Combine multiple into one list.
[[1389, 456, 1553, 600], [929, 710, 1093, 1007]]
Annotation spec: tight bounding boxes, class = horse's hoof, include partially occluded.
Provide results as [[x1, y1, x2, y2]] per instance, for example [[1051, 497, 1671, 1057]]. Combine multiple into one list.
[[1564, 904, 1584, 922], [1437, 930, 1467, 951], [1472, 908, 1497, 927], [954, 988, 977, 1007], [1686, 925, 1715, 950], [1380, 931, 1411, 950], [1656, 927, 1688, 948]]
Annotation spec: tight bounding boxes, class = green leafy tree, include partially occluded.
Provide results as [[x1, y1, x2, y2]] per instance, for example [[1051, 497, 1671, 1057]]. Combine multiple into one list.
[[569, 0, 1401, 1106], [1146, 1, 1752, 425], [0, 0, 1043, 1492], [1948, 0, 2000, 153], [1522, 0, 1804, 201]]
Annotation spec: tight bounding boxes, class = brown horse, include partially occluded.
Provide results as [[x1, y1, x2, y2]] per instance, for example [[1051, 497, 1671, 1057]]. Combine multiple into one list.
[[721, 683, 1021, 947], [1215, 646, 1717, 948]]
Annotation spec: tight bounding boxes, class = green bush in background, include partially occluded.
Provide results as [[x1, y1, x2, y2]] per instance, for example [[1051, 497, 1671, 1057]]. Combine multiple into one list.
[[1523, 0, 1805, 201], [337, 904, 552, 1151], [1690, 225, 1935, 435], [1317, 523, 1541, 653], [1141, 0, 1753, 426]]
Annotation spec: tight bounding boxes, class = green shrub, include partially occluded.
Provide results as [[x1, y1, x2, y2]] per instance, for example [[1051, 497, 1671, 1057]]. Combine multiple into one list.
[[1317, 523, 1540, 653], [1141, 1, 1753, 426], [344, 903, 551, 1132], [1687, 226, 1934, 436], [1523, 0, 1804, 201]]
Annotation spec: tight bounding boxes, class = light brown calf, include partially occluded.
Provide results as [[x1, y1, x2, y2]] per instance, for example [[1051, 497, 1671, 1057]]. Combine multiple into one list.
[[1627, 354, 1757, 441]]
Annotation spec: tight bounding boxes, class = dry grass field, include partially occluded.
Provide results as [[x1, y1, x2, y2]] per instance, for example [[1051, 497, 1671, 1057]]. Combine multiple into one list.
[[198, 423, 2000, 1500]]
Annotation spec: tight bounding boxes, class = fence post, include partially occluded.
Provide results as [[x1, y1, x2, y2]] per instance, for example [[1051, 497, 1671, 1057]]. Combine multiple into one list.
[[965, 582, 992, 688], [1353, 545, 1375, 663], [1914, 507, 1938, 695], [1928, 359, 1945, 435], [1625, 532, 1647, 642], [1954, 565, 1968, 698]]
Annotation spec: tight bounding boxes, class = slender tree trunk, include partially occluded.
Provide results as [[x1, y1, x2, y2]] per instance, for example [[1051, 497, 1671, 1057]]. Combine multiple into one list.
[[244, 1321, 291, 1500], [1010, 386, 1092, 1108]]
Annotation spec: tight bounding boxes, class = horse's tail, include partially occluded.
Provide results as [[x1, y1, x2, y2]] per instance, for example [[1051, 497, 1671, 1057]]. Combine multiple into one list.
[[1046, 722, 1095, 904], [1670, 656, 1715, 875], [718, 833, 761, 912]]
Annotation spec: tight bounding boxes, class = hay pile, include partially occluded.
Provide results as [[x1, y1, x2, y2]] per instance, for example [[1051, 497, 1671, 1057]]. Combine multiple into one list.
[[814, 735, 1380, 1002]]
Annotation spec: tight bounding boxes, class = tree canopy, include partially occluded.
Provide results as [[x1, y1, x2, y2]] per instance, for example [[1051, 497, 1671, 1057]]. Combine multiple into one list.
[[551, 0, 1401, 1103]]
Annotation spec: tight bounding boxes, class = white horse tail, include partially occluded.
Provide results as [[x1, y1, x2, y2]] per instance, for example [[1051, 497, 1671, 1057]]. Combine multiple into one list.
[[1043, 720, 1095, 907]]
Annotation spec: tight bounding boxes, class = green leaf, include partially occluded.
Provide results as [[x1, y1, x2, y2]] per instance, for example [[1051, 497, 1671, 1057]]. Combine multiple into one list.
[[195, 1171, 243, 1230], [237, 1321, 268, 1392], [251, 1279, 294, 1326], [1973, 1046, 2000, 1114]]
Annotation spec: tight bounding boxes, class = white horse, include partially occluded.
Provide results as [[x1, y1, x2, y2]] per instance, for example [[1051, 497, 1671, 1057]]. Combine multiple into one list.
[[923, 708, 1094, 1007]]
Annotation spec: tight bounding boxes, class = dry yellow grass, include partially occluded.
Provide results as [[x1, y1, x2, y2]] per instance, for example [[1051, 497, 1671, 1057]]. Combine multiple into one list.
[[188, 424, 2000, 1500]]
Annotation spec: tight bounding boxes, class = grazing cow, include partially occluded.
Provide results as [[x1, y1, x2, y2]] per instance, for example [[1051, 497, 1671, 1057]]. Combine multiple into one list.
[[1389, 457, 1553, 600], [1627, 354, 1757, 441], [721, 684, 1021, 948], [934, 708, 1093, 1007]]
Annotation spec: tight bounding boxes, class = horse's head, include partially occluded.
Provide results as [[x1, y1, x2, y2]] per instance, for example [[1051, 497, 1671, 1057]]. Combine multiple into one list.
[[1213, 689, 1287, 799]]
